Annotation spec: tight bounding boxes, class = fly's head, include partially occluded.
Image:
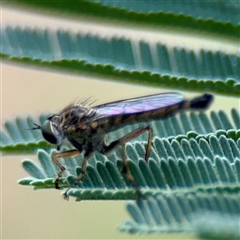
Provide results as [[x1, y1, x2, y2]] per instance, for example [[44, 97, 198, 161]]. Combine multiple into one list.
[[32, 115, 65, 150]]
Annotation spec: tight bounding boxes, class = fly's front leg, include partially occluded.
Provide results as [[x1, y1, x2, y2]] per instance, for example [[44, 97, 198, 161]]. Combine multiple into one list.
[[52, 149, 80, 189], [100, 126, 153, 196], [63, 150, 93, 200]]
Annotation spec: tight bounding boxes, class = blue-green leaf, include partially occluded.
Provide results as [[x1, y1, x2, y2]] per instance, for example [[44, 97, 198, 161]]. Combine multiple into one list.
[[16, 133, 240, 200], [1, 26, 239, 95], [120, 193, 240, 238], [6, 0, 240, 39]]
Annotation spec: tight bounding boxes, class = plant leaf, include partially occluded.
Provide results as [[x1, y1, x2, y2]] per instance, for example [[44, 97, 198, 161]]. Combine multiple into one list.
[[89, 0, 240, 25], [16, 133, 240, 200], [1, 26, 239, 95], [119, 193, 240, 239], [0, 114, 52, 153], [6, 0, 240, 39]]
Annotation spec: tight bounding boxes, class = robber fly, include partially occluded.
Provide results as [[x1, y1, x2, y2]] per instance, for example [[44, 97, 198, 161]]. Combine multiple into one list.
[[32, 92, 213, 198]]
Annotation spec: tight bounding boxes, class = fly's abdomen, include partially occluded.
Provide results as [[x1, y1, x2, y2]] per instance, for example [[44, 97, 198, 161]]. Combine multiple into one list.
[[99, 102, 182, 130], [96, 93, 213, 132]]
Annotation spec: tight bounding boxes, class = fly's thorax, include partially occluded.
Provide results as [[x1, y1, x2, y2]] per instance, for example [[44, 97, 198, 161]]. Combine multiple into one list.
[[65, 120, 107, 152], [59, 104, 96, 128], [59, 105, 107, 152]]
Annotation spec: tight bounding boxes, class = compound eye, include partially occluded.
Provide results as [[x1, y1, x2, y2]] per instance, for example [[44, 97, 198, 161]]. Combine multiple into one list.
[[41, 120, 58, 144]]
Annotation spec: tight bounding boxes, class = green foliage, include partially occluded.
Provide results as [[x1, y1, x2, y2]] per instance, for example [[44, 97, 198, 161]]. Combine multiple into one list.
[[13, 127, 240, 237], [120, 194, 240, 239], [5, 0, 240, 39], [1, 0, 239, 238], [15, 130, 240, 193], [1, 26, 239, 95]]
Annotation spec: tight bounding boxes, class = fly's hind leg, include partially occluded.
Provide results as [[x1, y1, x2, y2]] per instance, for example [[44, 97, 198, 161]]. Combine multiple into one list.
[[100, 126, 153, 197], [101, 126, 153, 160], [52, 149, 80, 189], [73, 149, 93, 185]]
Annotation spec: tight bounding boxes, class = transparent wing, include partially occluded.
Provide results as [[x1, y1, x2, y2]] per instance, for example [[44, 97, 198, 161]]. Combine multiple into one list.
[[93, 92, 185, 117]]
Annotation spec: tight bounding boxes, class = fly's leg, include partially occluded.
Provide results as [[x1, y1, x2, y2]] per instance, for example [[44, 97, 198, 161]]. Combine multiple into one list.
[[100, 126, 153, 197], [63, 150, 93, 200], [121, 146, 142, 198], [73, 149, 93, 184], [101, 126, 153, 161], [63, 126, 153, 200], [144, 126, 153, 161], [52, 149, 80, 189]]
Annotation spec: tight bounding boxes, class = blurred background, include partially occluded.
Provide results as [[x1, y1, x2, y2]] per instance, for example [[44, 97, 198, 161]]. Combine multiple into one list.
[[2, 5, 239, 240]]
